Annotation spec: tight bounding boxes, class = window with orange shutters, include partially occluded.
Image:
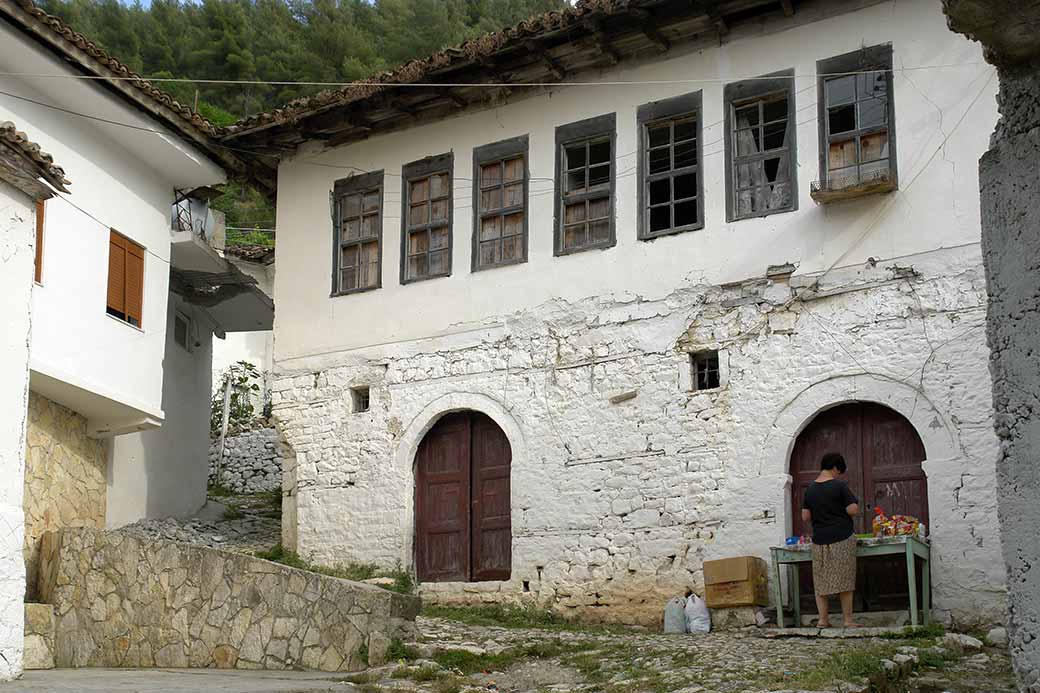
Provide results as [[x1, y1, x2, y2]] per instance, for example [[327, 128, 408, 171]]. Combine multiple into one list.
[[106, 229, 145, 327], [34, 200, 44, 283]]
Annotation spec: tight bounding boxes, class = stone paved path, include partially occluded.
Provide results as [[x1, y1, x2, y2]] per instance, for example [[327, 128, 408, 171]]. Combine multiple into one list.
[[4, 617, 1018, 692]]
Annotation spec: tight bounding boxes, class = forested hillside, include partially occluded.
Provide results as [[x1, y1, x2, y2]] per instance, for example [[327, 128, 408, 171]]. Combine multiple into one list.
[[38, 0, 565, 228], [40, 0, 565, 121]]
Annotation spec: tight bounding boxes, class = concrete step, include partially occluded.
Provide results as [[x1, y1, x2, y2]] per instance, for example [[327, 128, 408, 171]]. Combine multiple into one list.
[[23, 603, 55, 670]]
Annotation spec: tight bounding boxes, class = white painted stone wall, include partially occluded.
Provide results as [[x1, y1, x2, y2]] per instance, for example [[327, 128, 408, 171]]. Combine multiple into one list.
[[209, 427, 282, 494], [107, 293, 214, 527], [269, 0, 1006, 626], [0, 180, 34, 679], [273, 245, 1005, 626]]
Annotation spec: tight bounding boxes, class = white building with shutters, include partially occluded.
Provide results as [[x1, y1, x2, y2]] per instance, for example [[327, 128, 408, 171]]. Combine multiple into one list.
[[0, 0, 272, 672], [232, 0, 1008, 628]]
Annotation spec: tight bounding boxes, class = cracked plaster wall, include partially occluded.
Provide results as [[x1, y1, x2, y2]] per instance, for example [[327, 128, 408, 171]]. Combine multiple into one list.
[[23, 392, 106, 602], [0, 181, 34, 679], [273, 245, 1006, 627]]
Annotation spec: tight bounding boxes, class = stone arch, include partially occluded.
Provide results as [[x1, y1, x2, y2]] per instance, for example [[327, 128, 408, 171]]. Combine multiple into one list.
[[759, 373, 959, 538], [394, 392, 526, 573]]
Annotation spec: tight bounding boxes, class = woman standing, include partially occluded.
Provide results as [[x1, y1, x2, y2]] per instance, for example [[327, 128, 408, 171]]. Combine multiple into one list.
[[801, 452, 862, 628]]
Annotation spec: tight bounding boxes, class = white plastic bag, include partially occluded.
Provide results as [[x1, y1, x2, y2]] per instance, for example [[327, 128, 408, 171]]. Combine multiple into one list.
[[663, 596, 687, 634], [684, 594, 711, 633]]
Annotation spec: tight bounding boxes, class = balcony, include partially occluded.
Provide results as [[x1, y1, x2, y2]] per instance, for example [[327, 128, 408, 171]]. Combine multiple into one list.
[[811, 166, 896, 204]]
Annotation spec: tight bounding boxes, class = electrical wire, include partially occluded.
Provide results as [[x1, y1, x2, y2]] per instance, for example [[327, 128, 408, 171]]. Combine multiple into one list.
[[0, 62, 987, 88]]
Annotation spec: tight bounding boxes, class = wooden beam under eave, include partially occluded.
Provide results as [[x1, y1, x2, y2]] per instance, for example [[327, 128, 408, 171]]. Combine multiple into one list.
[[780, 0, 795, 16], [582, 19, 621, 65], [524, 40, 567, 81], [693, 1, 729, 35], [630, 8, 671, 52]]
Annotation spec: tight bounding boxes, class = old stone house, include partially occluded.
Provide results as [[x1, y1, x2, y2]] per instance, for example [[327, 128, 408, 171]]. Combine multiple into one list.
[[0, 0, 271, 677], [223, 0, 1006, 627]]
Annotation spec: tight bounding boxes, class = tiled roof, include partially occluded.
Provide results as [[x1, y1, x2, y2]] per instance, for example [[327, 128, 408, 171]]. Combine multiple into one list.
[[3, 0, 215, 136], [0, 120, 69, 192]]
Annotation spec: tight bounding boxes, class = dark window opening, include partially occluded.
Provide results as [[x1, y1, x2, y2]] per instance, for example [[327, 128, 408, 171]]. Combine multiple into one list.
[[174, 313, 190, 351], [352, 387, 370, 413], [637, 92, 703, 239], [691, 351, 720, 391]]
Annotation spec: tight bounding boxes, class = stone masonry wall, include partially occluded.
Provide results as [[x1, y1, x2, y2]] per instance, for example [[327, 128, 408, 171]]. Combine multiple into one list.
[[38, 527, 419, 671], [272, 246, 1006, 628], [209, 428, 282, 494], [23, 391, 106, 602], [978, 71, 1040, 692]]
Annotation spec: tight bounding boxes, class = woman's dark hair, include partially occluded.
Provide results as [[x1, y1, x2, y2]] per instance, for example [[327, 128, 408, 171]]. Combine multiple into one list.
[[820, 452, 847, 473]]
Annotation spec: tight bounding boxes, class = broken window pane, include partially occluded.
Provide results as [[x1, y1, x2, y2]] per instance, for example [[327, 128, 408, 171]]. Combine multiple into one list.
[[734, 104, 759, 128], [763, 121, 787, 151], [829, 104, 856, 134], [858, 71, 886, 99], [762, 97, 788, 123]]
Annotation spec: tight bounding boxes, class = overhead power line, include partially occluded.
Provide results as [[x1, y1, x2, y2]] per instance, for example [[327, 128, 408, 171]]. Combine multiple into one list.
[[0, 62, 986, 89]]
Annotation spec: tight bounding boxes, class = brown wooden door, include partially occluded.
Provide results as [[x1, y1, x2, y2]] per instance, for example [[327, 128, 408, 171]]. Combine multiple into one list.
[[790, 402, 927, 610], [415, 412, 512, 582], [416, 413, 471, 582]]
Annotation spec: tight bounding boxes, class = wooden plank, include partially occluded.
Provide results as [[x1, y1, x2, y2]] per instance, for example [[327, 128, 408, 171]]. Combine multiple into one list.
[[629, 8, 671, 52], [781, 0, 795, 16]]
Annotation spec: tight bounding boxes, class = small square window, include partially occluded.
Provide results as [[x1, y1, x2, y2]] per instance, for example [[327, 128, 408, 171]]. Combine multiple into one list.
[[691, 351, 720, 391], [351, 386, 370, 413], [173, 312, 191, 351]]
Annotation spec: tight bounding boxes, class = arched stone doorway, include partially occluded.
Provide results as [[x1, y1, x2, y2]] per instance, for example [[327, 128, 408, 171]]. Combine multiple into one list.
[[414, 410, 512, 583], [790, 402, 928, 611]]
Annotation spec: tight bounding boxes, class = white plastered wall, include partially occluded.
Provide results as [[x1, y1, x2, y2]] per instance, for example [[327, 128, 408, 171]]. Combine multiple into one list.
[[0, 180, 35, 679], [107, 293, 214, 526]]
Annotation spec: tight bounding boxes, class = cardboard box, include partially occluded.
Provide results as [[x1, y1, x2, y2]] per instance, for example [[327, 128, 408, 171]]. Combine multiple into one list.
[[703, 556, 769, 608]]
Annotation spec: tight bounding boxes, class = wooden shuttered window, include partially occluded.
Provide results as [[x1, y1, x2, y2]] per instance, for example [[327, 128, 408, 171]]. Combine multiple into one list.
[[34, 200, 44, 283], [106, 229, 145, 327]]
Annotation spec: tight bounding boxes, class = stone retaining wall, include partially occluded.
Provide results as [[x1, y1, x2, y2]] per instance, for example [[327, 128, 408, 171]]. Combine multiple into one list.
[[38, 528, 419, 671], [209, 427, 282, 494]]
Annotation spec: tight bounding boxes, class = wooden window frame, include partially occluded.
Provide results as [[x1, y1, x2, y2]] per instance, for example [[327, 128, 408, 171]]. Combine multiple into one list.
[[472, 135, 529, 272], [637, 91, 704, 240], [106, 229, 145, 328], [723, 69, 798, 222], [34, 199, 44, 284], [816, 44, 898, 191], [173, 310, 193, 352], [331, 170, 383, 297], [400, 153, 453, 284], [554, 113, 617, 256]]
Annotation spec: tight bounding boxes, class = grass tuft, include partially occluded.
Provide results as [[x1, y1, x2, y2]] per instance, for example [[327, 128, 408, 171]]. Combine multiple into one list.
[[254, 544, 415, 594], [421, 603, 634, 634]]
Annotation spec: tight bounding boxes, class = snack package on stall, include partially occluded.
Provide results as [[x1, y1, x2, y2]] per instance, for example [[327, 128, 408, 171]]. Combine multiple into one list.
[[872, 506, 922, 537]]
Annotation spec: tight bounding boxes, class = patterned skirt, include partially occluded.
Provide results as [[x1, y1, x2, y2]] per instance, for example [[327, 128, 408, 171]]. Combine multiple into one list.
[[811, 535, 857, 596]]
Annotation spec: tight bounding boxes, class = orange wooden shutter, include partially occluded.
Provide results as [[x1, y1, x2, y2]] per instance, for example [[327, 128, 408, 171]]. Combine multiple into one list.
[[34, 200, 44, 283], [107, 230, 126, 315], [125, 240, 144, 327]]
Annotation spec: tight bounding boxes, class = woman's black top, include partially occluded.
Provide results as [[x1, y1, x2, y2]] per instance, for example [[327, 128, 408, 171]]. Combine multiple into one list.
[[802, 479, 858, 545]]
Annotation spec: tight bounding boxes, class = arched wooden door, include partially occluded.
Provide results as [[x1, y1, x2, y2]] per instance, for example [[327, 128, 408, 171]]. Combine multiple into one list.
[[415, 411, 512, 582], [790, 402, 928, 609]]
